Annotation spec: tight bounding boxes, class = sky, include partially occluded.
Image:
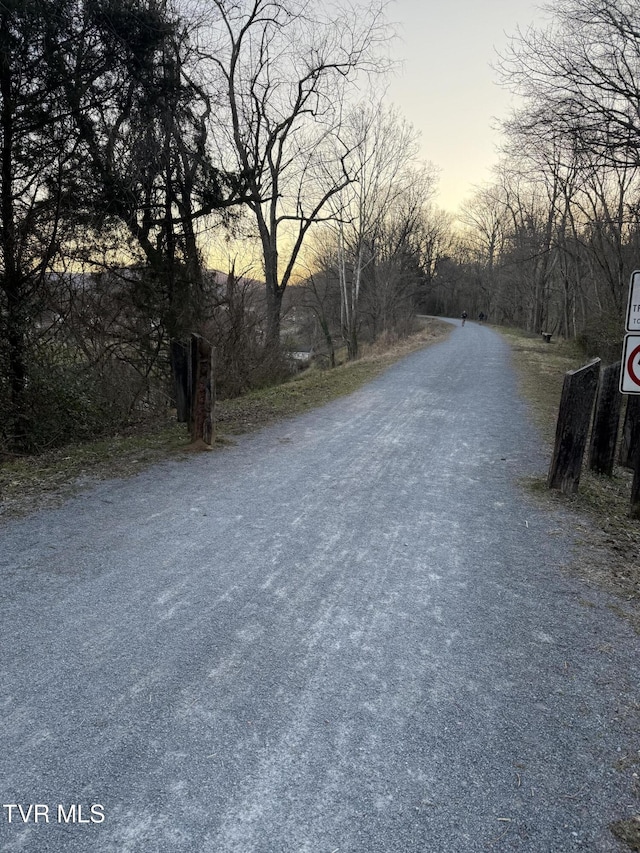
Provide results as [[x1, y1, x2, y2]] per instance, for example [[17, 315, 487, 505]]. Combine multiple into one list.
[[384, 0, 547, 214]]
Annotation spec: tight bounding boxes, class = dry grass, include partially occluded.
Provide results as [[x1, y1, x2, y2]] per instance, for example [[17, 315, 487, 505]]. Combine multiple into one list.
[[0, 317, 452, 521], [499, 327, 640, 851], [611, 817, 640, 852], [215, 320, 451, 434], [498, 328, 585, 443], [0, 422, 188, 520], [498, 327, 640, 632]]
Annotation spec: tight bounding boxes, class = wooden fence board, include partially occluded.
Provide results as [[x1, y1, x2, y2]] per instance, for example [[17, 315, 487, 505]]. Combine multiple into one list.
[[619, 395, 640, 468], [589, 362, 622, 476], [170, 339, 191, 423], [190, 334, 214, 446], [548, 359, 600, 494]]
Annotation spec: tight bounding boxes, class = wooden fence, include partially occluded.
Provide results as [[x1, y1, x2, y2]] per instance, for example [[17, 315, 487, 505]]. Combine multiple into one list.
[[170, 334, 214, 447], [548, 359, 600, 494], [548, 358, 640, 516]]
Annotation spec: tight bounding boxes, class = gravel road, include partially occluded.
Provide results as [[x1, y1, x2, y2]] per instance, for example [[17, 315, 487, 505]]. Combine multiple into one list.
[[1, 320, 639, 853]]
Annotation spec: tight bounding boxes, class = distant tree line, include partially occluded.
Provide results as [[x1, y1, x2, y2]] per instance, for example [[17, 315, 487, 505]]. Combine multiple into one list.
[[422, 0, 640, 360], [291, 0, 640, 370], [294, 105, 453, 364]]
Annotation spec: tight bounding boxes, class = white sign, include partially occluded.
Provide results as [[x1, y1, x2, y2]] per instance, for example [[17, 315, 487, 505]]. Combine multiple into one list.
[[620, 334, 640, 394], [625, 270, 640, 331]]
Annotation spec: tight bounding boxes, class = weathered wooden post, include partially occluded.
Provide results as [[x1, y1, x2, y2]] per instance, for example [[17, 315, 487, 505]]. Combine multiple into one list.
[[170, 339, 191, 423], [189, 333, 214, 447], [548, 359, 600, 494], [617, 269, 640, 516], [623, 384, 640, 519], [630, 450, 640, 520], [619, 395, 640, 468], [588, 361, 622, 476]]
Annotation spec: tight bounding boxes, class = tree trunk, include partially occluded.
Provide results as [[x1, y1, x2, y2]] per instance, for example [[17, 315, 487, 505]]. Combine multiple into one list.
[[264, 282, 283, 355], [0, 26, 29, 450], [170, 339, 191, 423], [320, 317, 335, 368], [262, 228, 283, 354], [5, 284, 30, 449], [346, 322, 359, 360]]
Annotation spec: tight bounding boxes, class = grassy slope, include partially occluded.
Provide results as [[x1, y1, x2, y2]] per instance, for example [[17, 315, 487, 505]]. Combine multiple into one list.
[[499, 327, 639, 629], [501, 327, 640, 851]]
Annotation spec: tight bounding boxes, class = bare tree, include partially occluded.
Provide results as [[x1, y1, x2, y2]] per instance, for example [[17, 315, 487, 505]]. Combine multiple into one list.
[[410, 206, 455, 312], [361, 173, 442, 340], [498, 0, 640, 170], [499, 75, 640, 338], [330, 103, 430, 357], [456, 186, 511, 320], [297, 236, 342, 367], [202, 0, 391, 354]]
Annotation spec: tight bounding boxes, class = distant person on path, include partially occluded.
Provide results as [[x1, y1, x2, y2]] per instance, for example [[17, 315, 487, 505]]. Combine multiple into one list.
[[461, 311, 468, 326], [478, 311, 485, 322]]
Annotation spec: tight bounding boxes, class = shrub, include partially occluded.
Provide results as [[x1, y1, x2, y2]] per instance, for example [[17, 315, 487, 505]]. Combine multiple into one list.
[[576, 312, 625, 364], [2, 354, 165, 453]]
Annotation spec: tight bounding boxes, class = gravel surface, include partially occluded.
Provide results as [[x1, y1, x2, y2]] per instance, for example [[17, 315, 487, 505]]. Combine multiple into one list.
[[1, 321, 639, 852]]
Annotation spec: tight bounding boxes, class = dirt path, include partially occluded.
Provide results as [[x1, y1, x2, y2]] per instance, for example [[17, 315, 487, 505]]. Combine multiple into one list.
[[1, 320, 638, 852]]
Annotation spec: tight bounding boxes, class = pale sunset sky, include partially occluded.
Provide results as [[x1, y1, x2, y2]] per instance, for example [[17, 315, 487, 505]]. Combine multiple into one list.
[[385, 0, 546, 212], [206, 0, 549, 272]]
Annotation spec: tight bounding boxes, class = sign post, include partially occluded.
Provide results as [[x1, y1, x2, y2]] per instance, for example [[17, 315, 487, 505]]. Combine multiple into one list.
[[625, 270, 640, 331], [620, 270, 640, 517], [620, 271, 640, 394], [620, 335, 640, 393]]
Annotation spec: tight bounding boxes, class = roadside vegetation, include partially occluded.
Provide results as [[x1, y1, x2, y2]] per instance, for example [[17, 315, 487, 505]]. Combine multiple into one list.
[[500, 327, 640, 632], [501, 326, 640, 851], [0, 0, 446, 460], [4, 0, 640, 473], [0, 318, 452, 520]]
